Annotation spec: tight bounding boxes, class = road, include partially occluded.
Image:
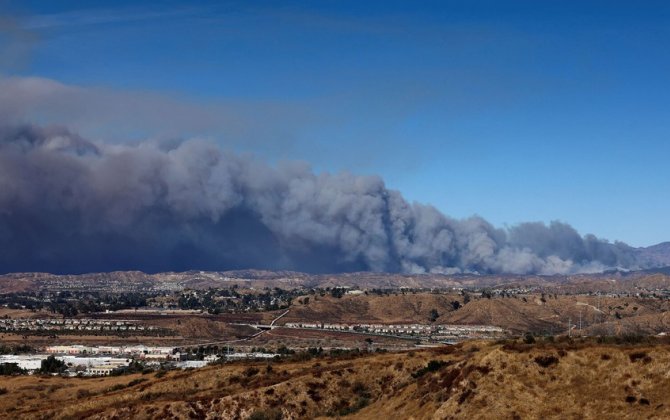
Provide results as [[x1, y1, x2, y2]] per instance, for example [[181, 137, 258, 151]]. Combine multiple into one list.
[[191, 309, 290, 347]]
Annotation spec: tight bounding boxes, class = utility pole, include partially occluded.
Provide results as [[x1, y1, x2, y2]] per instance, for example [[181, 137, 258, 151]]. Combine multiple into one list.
[[568, 317, 571, 337], [579, 311, 582, 336]]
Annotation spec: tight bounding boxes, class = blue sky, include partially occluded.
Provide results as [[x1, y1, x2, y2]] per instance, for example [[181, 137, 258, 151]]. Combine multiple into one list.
[[2, 0, 669, 247]]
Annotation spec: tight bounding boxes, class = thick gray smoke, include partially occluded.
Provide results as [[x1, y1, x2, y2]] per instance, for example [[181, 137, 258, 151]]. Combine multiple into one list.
[[0, 124, 643, 275]]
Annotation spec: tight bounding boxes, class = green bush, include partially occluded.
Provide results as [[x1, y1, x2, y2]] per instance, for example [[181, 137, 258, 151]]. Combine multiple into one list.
[[0, 363, 26, 376], [523, 333, 536, 344], [412, 360, 447, 378], [39, 355, 66, 374]]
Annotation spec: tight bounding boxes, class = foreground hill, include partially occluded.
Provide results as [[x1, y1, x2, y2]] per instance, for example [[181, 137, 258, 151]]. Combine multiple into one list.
[[2, 338, 670, 419]]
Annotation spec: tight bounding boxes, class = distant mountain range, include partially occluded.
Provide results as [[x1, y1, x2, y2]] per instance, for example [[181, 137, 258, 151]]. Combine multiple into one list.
[[636, 242, 670, 268], [2, 266, 670, 295], [0, 244, 668, 292]]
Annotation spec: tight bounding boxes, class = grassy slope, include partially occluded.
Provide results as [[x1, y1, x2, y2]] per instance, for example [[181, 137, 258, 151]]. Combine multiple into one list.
[[284, 293, 463, 325], [2, 338, 670, 419]]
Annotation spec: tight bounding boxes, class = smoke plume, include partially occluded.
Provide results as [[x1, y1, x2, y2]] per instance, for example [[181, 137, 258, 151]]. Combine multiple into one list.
[[0, 123, 644, 275]]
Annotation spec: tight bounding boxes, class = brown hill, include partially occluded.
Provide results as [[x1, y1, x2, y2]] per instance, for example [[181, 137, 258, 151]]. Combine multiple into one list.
[[3, 338, 670, 419], [284, 292, 670, 336], [283, 293, 462, 325]]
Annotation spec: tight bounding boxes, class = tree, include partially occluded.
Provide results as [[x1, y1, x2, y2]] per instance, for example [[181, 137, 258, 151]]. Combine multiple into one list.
[[0, 363, 26, 375], [39, 355, 66, 374], [330, 288, 345, 299], [429, 309, 440, 322]]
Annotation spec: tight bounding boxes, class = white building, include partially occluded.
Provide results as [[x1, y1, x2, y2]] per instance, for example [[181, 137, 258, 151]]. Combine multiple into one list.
[[0, 355, 43, 371]]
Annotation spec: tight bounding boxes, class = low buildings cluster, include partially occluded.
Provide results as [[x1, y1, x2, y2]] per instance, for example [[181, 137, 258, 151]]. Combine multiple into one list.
[[45, 344, 175, 358], [0, 345, 192, 376], [224, 352, 276, 360], [0, 318, 154, 333], [0, 353, 131, 376], [0, 347, 287, 377], [284, 322, 505, 340]]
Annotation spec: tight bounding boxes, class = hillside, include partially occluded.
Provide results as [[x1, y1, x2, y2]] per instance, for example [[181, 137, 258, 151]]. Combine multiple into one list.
[[282, 293, 463, 325], [282, 292, 670, 336], [2, 338, 670, 419]]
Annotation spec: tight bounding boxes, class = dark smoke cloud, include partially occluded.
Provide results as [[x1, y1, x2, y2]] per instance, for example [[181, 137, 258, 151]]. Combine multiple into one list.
[[0, 123, 645, 275]]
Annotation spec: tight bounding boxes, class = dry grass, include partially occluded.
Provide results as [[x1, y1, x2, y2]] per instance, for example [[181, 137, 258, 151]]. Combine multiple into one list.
[[283, 292, 464, 325], [281, 292, 670, 337], [1, 338, 669, 419]]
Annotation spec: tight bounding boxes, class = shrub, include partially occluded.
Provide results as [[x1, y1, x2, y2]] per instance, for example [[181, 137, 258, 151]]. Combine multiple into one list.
[[523, 333, 536, 344], [307, 389, 322, 402], [412, 360, 447, 378], [76, 389, 92, 399], [0, 388, 8, 395], [475, 365, 492, 375], [248, 408, 283, 420], [620, 334, 646, 344], [128, 378, 148, 387], [629, 352, 651, 363], [458, 388, 474, 405], [244, 367, 260, 377], [597, 334, 648, 345], [338, 397, 369, 415], [351, 381, 370, 398], [534, 355, 559, 368], [107, 384, 126, 392], [427, 360, 447, 372]]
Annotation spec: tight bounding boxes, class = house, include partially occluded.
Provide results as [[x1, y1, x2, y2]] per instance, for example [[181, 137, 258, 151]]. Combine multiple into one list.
[[87, 365, 117, 376]]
